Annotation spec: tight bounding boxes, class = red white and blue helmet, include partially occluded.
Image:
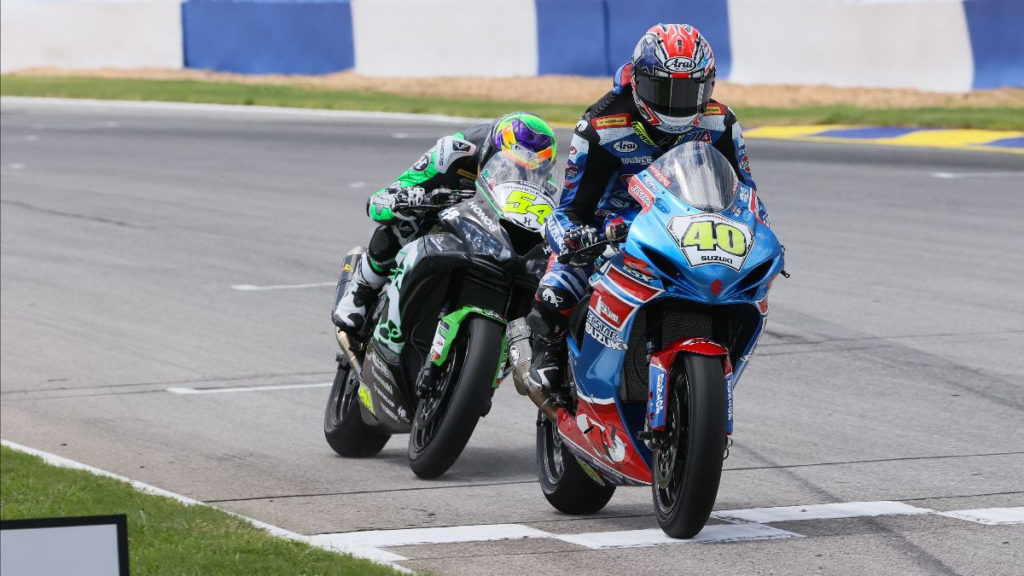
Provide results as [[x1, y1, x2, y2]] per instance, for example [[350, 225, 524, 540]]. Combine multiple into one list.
[[630, 24, 716, 134]]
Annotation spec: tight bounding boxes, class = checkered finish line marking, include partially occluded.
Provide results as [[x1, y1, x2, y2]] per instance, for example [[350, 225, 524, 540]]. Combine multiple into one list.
[[745, 125, 1024, 155], [313, 501, 1023, 560]]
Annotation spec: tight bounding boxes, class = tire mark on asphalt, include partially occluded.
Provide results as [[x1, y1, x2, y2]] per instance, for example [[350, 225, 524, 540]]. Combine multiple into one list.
[[204, 479, 540, 504], [1, 199, 139, 228]]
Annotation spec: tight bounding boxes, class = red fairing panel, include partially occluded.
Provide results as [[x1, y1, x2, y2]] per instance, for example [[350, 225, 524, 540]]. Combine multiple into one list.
[[557, 397, 653, 485]]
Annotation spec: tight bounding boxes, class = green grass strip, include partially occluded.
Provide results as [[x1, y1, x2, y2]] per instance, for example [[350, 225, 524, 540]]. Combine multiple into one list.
[[0, 446, 406, 576], [3, 75, 1022, 131]]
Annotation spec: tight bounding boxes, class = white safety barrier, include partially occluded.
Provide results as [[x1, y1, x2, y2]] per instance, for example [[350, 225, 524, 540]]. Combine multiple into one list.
[[351, 0, 538, 77], [0, 0, 1017, 91], [0, 1, 183, 73], [727, 0, 974, 92]]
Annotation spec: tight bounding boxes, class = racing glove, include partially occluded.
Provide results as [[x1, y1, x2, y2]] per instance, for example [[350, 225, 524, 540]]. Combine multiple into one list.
[[368, 186, 427, 222], [560, 225, 604, 267]]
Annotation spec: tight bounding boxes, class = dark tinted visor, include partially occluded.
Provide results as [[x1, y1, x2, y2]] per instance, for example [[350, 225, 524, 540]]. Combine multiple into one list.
[[633, 74, 712, 118]]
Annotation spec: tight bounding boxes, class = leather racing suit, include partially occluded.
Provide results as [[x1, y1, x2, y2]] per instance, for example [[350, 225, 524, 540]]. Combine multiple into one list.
[[363, 123, 492, 275], [531, 63, 770, 335]]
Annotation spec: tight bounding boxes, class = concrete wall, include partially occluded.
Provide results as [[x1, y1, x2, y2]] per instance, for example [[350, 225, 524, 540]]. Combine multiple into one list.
[[0, 1, 183, 73], [2, 0, 1021, 91]]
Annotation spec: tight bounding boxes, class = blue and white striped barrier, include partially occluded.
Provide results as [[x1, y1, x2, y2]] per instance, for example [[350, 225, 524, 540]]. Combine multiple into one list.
[[1, 0, 1021, 91]]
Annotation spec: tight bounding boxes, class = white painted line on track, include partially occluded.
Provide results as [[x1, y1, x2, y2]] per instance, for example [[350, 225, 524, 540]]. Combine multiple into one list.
[[930, 171, 1024, 179], [315, 524, 553, 548], [0, 439, 412, 573], [1, 96, 482, 125], [167, 382, 332, 395], [312, 524, 552, 563], [938, 507, 1024, 525], [713, 501, 933, 524], [555, 523, 800, 549], [231, 281, 335, 291]]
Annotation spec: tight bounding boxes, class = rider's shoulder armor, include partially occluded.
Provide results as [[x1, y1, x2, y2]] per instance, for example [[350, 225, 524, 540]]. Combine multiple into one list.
[[693, 99, 737, 134]]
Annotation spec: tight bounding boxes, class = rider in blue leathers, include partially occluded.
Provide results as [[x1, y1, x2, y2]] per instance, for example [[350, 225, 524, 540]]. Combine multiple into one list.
[[527, 23, 770, 392]]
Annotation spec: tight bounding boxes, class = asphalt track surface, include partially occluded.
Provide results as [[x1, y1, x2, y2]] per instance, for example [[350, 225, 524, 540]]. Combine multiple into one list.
[[2, 98, 1022, 576]]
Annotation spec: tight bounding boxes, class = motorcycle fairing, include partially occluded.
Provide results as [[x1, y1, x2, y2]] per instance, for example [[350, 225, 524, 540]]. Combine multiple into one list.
[[358, 341, 415, 433], [374, 232, 483, 355], [555, 390, 652, 485]]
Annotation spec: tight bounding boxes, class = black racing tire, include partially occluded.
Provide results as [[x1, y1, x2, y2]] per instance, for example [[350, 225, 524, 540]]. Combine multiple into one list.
[[652, 354, 728, 538], [537, 411, 616, 514], [324, 356, 390, 458], [408, 316, 502, 479]]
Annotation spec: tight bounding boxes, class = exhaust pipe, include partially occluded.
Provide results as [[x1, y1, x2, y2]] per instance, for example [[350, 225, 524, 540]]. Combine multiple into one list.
[[336, 330, 363, 376], [507, 319, 558, 421], [333, 246, 366, 374]]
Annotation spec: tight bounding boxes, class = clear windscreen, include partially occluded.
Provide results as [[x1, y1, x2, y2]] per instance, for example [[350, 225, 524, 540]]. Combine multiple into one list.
[[478, 152, 559, 233], [644, 141, 739, 212]]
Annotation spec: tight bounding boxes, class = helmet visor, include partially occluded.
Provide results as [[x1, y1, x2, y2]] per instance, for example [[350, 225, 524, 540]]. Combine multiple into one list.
[[633, 74, 712, 118]]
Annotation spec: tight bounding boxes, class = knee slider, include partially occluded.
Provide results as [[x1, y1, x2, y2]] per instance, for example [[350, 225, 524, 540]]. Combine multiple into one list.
[[367, 226, 401, 272]]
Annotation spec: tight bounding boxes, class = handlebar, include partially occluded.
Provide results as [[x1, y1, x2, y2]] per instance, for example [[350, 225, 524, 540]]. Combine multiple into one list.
[[555, 220, 631, 265], [556, 239, 614, 264]]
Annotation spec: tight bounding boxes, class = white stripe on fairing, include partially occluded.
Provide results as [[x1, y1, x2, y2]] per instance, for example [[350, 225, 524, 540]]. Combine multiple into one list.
[[231, 282, 335, 291], [938, 507, 1024, 525], [313, 524, 553, 551], [166, 382, 331, 395], [555, 523, 800, 549], [0, 440, 412, 574], [714, 501, 933, 524]]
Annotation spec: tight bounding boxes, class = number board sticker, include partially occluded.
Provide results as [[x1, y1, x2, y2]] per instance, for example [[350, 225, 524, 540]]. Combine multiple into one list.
[[496, 184, 554, 232], [667, 214, 752, 271]]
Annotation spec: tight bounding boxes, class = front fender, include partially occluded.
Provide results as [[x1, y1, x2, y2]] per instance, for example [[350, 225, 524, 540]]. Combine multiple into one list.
[[648, 338, 734, 433], [428, 306, 508, 388]]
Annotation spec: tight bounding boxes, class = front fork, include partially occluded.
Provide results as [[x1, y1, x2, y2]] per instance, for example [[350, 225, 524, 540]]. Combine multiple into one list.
[[641, 338, 733, 450], [413, 305, 508, 399]]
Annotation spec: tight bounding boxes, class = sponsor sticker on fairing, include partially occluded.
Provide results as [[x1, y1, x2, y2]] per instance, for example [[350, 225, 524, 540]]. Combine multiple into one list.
[[647, 164, 672, 187], [648, 363, 668, 430], [628, 178, 656, 213], [584, 315, 627, 350]]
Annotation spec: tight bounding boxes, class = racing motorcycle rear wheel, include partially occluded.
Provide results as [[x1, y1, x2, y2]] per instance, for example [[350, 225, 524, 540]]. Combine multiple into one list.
[[408, 316, 502, 479], [652, 354, 727, 538], [537, 411, 616, 514], [324, 355, 391, 457]]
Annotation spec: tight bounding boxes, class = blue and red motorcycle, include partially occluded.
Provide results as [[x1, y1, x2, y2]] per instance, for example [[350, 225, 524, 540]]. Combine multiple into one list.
[[509, 141, 785, 538]]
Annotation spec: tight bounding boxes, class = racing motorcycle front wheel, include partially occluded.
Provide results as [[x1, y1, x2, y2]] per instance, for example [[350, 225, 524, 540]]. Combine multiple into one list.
[[408, 316, 502, 479], [652, 353, 727, 538], [324, 355, 391, 458]]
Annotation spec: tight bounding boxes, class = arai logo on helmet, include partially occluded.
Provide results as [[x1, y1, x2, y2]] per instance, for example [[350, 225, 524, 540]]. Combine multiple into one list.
[[663, 57, 696, 73]]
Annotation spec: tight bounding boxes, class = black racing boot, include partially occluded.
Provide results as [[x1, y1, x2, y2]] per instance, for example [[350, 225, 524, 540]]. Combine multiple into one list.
[[528, 332, 566, 393]]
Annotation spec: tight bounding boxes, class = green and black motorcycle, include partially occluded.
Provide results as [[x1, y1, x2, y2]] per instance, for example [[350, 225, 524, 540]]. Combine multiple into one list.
[[325, 152, 555, 478]]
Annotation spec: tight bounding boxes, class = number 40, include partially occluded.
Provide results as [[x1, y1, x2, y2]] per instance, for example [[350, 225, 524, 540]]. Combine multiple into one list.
[[682, 221, 747, 256]]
